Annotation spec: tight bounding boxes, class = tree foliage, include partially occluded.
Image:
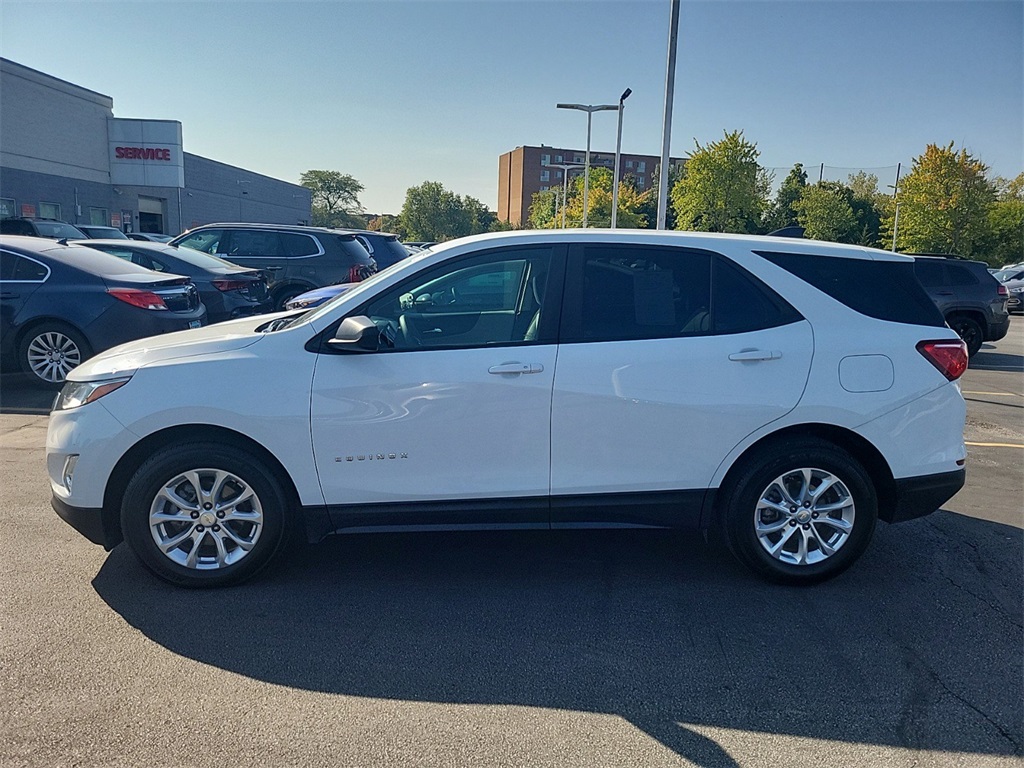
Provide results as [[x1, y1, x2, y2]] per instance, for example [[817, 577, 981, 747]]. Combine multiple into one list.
[[528, 168, 652, 229], [883, 143, 995, 257], [985, 172, 1024, 265], [300, 170, 366, 228], [794, 182, 858, 242], [764, 163, 807, 232], [399, 181, 500, 242], [670, 131, 771, 233]]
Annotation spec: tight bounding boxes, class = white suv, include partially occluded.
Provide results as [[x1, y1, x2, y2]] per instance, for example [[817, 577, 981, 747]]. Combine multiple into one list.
[[47, 230, 968, 587]]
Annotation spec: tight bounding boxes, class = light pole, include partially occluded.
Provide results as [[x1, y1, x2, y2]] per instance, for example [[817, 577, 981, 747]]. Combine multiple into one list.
[[611, 88, 632, 229], [889, 162, 902, 252], [557, 102, 618, 227], [657, 0, 681, 229], [550, 163, 584, 228]]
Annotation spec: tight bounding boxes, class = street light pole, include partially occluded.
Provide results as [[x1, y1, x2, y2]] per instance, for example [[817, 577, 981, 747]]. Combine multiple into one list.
[[657, 0, 681, 230], [557, 102, 618, 228], [889, 162, 902, 252], [550, 163, 584, 228], [611, 88, 632, 229]]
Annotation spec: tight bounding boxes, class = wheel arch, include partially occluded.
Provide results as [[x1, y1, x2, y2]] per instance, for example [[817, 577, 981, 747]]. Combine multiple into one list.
[[707, 423, 897, 526], [101, 423, 305, 548], [15, 316, 94, 355], [944, 308, 987, 333]]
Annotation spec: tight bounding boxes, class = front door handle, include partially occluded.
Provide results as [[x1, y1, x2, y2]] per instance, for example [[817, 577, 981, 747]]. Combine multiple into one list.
[[488, 362, 544, 375], [729, 349, 782, 362]]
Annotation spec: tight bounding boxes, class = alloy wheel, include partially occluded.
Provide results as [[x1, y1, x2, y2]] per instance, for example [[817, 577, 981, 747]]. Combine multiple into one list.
[[26, 331, 82, 383]]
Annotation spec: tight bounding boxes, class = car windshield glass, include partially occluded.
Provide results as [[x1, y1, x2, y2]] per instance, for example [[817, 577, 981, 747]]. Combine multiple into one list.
[[36, 221, 86, 239]]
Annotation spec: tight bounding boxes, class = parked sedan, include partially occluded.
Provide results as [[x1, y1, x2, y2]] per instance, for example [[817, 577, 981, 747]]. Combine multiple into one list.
[[128, 233, 175, 243], [0, 235, 206, 386], [77, 240, 271, 323], [77, 225, 130, 240]]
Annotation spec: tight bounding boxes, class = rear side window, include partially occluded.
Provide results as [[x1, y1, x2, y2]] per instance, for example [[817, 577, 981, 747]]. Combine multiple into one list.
[[913, 260, 946, 287], [757, 250, 945, 327], [946, 263, 979, 286], [279, 232, 321, 257], [0, 251, 48, 281], [225, 230, 282, 257]]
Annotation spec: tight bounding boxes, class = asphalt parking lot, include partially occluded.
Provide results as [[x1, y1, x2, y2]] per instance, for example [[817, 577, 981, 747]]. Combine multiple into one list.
[[1, 320, 1021, 768]]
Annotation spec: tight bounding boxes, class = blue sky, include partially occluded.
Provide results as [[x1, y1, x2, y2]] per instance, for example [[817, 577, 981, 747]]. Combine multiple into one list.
[[3, 0, 1021, 213]]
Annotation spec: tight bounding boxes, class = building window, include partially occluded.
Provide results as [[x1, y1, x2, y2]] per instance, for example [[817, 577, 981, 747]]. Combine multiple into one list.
[[574, 155, 583, 163], [89, 208, 108, 226], [626, 161, 633, 169], [637, 177, 645, 188], [540, 186, 549, 192], [541, 154, 550, 166], [556, 171, 563, 180], [0, 198, 14, 219], [637, 161, 646, 173], [39, 202, 61, 220], [541, 170, 550, 182], [555, 155, 563, 163]]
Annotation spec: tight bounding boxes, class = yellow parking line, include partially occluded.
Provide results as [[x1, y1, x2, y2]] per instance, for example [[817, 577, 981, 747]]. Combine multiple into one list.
[[962, 390, 1023, 398], [965, 441, 1024, 449]]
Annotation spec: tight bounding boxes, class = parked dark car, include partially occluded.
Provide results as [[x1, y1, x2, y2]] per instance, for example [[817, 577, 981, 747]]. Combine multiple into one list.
[[128, 233, 174, 243], [912, 254, 1010, 357], [0, 235, 206, 386], [169, 223, 376, 310], [74, 240, 271, 323], [339, 230, 412, 270], [76, 225, 129, 240], [0, 217, 86, 240]]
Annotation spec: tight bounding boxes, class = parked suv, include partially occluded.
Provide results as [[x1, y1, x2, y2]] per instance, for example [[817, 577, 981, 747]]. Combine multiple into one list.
[[340, 229, 412, 270], [911, 255, 1010, 357], [169, 224, 376, 310], [0, 217, 86, 240], [49, 231, 967, 588]]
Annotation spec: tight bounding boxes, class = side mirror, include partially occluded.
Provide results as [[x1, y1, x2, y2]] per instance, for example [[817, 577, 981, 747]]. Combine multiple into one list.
[[327, 315, 381, 352]]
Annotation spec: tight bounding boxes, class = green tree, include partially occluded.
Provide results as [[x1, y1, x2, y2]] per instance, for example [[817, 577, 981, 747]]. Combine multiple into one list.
[[764, 163, 807, 232], [794, 182, 858, 242], [882, 143, 995, 257], [670, 130, 771, 233], [846, 171, 884, 247], [986, 173, 1024, 266], [529, 187, 562, 229], [366, 214, 405, 238], [300, 170, 366, 228], [529, 168, 652, 229], [399, 181, 502, 241]]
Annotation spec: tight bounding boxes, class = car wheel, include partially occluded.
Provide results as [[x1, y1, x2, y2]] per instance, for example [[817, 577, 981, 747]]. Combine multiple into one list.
[[18, 323, 91, 387], [720, 438, 878, 585], [272, 286, 306, 311], [121, 443, 291, 587], [947, 315, 983, 357]]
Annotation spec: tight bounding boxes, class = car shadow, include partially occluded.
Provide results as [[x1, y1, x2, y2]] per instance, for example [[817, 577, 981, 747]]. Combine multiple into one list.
[[92, 512, 1023, 764], [0, 372, 54, 414], [974, 345, 1024, 373]]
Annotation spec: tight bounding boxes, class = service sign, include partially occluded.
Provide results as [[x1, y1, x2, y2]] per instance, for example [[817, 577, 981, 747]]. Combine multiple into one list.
[[108, 119, 184, 187]]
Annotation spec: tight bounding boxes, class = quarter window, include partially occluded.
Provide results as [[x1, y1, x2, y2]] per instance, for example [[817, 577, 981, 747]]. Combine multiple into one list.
[[0, 251, 48, 282]]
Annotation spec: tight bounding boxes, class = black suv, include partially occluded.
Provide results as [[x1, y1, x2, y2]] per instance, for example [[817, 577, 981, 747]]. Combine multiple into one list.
[[0, 217, 87, 240], [912, 255, 1010, 357], [170, 223, 376, 310], [339, 230, 411, 270]]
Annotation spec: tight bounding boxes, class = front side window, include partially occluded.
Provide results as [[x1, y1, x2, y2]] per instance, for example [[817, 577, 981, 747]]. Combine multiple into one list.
[[357, 247, 554, 351], [175, 229, 224, 254]]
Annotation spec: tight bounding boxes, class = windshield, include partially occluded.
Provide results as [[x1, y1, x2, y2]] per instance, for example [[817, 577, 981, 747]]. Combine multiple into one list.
[[36, 221, 87, 239]]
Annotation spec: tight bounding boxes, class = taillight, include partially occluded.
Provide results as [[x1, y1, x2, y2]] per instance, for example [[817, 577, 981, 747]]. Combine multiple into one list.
[[211, 278, 249, 292], [997, 284, 1008, 296], [107, 288, 168, 311], [348, 265, 368, 283], [917, 339, 968, 381]]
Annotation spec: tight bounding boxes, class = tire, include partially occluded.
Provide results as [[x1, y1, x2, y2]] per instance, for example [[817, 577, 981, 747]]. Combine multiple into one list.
[[121, 442, 291, 587], [272, 286, 307, 312], [719, 438, 878, 585], [947, 315, 983, 358], [18, 322, 92, 387]]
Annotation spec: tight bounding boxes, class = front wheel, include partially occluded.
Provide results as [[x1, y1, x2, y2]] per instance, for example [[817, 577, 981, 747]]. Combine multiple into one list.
[[19, 322, 91, 387], [720, 439, 878, 585], [121, 443, 291, 587]]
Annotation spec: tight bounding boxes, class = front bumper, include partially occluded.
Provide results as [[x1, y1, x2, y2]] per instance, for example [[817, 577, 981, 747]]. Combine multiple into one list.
[[51, 494, 121, 549], [885, 468, 966, 523]]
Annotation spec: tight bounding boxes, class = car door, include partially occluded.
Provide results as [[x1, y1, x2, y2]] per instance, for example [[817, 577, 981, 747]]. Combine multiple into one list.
[[0, 249, 48, 354], [549, 243, 813, 528], [309, 245, 564, 529]]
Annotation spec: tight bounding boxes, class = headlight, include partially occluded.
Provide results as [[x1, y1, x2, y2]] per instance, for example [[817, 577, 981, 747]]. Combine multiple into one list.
[[286, 298, 314, 309], [53, 377, 132, 411], [1010, 287, 1023, 294]]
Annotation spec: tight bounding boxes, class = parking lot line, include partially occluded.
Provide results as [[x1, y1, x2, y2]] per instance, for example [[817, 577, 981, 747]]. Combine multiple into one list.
[[965, 441, 1024, 449], [962, 390, 1023, 398]]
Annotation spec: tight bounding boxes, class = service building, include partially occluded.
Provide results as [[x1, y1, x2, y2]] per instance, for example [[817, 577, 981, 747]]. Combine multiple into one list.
[[0, 58, 311, 236]]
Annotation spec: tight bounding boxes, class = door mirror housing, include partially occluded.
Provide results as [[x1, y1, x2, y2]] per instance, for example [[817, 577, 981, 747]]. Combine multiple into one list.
[[328, 315, 381, 352]]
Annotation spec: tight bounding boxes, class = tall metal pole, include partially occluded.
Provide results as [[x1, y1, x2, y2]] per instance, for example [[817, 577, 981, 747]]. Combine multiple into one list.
[[583, 111, 593, 228], [891, 162, 902, 252], [611, 88, 632, 229], [550, 163, 583, 228], [656, 0, 680, 230]]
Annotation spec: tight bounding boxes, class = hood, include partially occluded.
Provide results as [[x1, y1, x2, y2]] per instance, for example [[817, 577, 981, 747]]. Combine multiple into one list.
[[68, 313, 274, 382]]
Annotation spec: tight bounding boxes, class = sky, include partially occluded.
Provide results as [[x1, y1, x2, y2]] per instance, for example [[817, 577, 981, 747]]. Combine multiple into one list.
[[2, 0, 1021, 214]]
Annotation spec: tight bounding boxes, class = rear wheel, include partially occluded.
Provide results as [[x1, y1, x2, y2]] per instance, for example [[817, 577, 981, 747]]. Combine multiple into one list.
[[720, 438, 878, 584], [272, 286, 307, 311], [18, 322, 91, 387], [121, 443, 291, 587], [947, 315, 983, 357]]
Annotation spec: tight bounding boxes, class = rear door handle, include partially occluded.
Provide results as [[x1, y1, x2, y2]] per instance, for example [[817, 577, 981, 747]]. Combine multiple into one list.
[[0, 292, 19, 299], [488, 362, 544, 375], [729, 349, 782, 362]]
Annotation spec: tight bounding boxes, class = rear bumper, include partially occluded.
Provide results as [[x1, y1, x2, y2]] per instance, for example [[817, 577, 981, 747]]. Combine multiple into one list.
[[51, 494, 121, 550], [987, 315, 1010, 341], [884, 469, 966, 523]]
